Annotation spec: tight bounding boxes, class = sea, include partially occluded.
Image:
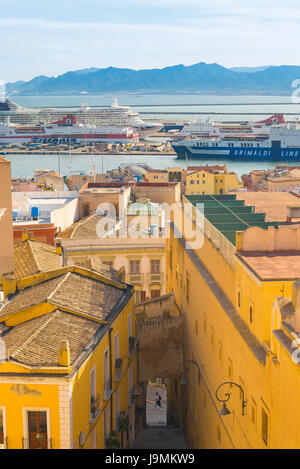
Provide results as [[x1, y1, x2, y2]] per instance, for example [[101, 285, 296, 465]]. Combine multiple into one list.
[[5, 94, 300, 179]]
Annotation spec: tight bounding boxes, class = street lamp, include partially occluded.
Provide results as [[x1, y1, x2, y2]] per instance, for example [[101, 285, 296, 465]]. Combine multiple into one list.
[[179, 359, 201, 385], [215, 382, 247, 416]]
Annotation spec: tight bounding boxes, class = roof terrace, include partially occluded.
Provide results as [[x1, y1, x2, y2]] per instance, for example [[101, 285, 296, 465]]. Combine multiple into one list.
[[186, 194, 280, 246]]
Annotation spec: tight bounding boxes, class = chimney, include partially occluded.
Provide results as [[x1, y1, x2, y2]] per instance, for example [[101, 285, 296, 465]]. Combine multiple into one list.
[[59, 340, 70, 367], [22, 229, 29, 242], [56, 238, 62, 256]]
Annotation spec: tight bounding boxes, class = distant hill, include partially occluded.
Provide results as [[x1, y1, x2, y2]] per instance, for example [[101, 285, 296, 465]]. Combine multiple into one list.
[[6, 62, 300, 95]]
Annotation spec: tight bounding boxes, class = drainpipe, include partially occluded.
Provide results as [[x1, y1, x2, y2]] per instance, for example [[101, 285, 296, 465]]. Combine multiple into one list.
[[109, 327, 113, 431]]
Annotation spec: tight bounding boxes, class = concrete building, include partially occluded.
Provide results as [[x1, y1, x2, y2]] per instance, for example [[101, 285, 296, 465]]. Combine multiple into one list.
[[0, 156, 14, 283], [144, 169, 169, 183], [60, 210, 166, 302], [0, 265, 137, 449], [12, 191, 79, 233], [34, 170, 65, 192], [185, 165, 242, 196], [79, 184, 131, 219], [166, 192, 300, 449], [67, 172, 111, 191]]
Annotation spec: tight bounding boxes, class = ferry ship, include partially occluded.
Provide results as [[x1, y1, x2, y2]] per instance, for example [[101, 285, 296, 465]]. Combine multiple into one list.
[[0, 115, 139, 144], [173, 114, 286, 140], [172, 124, 300, 161], [0, 98, 162, 138]]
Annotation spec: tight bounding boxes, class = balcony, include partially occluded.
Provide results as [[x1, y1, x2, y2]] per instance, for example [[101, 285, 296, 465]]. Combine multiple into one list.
[[90, 394, 101, 421], [104, 376, 113, 400], [129, 336, 136, 358], [0, 437, 8, 449], [22, 437, 52, 449], [127, 273, 144, 285], [115, 358, 123, 381], [148, 272, 164, 285]]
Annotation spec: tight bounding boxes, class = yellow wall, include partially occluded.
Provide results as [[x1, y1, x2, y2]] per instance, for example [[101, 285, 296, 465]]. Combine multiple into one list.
[[0, 273, 137, 449], [185, 170, 241, 196], [167, 206, 300, 449]]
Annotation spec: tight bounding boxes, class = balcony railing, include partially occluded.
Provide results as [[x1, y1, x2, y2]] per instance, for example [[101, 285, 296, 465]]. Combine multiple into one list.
[[129, 337, 136, 358], [90, 394, 101, 421], [127, 273, 144, 285], [115, 358, 123, 381], [148, 272, 164, 284], [0, 437, 8, 449], [22, 437, 52, 449], [104, 376, 113, 400]]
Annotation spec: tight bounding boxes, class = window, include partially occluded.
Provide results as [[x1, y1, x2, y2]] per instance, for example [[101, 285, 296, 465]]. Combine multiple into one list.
[[195, 320, 198, 336], [218, 341, 223, 363], [104, 349, 111, 399], [90, 366, 97, 417], [102, 260, 113, 268], [217, 425, 221, 443], [186, 272, 190, 303], [115, 389, 120, 433], [251, 398, 257, 431], [210, 327, 215, 349], [151, 259, 160, 274], [169, 248, 173, 270], [249, 305, 253, 324], [237, 290, 241, 308], [151, 289, 161, 299], [203, 313, 207, 332], [27, 411, 48, 449], [0, 409, 5, 447], [261, 407, 269, 446], [228, 358, 233, 381], [130, 260, 140, 274]]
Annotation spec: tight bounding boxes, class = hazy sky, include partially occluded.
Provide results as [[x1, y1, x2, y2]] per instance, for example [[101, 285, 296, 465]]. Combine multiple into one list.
[[1, 0, 300, 82]]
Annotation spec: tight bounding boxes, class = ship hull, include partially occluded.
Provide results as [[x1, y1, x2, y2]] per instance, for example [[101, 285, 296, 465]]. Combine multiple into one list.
[[0, 134, 138, 145], [172, 144, 300, 161]]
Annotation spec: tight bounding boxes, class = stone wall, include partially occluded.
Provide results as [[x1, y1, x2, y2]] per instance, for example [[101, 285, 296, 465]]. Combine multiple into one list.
[[136, 316, 183, 381]]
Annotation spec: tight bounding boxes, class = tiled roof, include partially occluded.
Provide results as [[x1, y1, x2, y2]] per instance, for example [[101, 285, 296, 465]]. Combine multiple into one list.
[[1, 271, 127, 321], [3, 309, 102, 367], [60, 213, 102, 239], [14, 239, 61, 279], [74, 258, 120, 281]]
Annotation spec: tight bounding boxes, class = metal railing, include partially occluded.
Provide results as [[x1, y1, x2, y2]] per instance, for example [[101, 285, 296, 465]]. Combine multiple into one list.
[[22, 437, 52, 449], [204, 218, 236, 268], [127, 273, 144, 285], [104, 376, 113, 400], [129, 337, 136, 358], [148, 272, 164, 284]]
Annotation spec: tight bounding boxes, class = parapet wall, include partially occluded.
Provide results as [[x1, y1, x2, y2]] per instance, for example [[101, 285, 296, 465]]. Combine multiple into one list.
[[237, 225, 300, 252]]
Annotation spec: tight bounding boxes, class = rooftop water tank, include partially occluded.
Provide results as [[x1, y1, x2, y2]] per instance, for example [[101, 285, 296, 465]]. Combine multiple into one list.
[[31, 206, 39, 220]]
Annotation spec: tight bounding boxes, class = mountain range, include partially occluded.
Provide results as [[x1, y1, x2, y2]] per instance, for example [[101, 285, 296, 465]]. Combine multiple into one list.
[[6, 62, 300, 95]]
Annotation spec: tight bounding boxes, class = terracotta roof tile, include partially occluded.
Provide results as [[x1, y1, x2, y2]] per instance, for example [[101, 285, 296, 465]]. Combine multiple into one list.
[[14, 239, 61, 279], [3, 310, 102, 367], [1, 271, 127, 321]]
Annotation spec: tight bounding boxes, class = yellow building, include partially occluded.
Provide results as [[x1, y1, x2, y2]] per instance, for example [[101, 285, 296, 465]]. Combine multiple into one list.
[[167, 193, 300, 449], [60, 211, 166, 303], [144, 169, 169, 183], [0, 265, 137, 449], [0, 156, 14, 283], [185, 166, 242, 196]]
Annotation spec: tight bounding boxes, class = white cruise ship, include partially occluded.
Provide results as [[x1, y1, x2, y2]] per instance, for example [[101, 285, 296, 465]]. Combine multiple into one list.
[[0, 98, 162, 138]]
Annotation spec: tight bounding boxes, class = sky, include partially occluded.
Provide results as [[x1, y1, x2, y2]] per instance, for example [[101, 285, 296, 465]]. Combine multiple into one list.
[[1, 0, 300, 82]]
